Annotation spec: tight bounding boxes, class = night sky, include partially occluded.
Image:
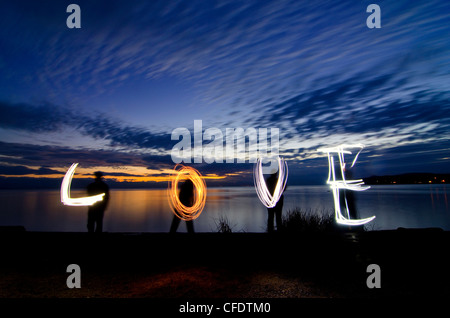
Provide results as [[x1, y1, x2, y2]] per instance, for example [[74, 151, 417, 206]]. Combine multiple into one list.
[[0, 0, 449, 188]]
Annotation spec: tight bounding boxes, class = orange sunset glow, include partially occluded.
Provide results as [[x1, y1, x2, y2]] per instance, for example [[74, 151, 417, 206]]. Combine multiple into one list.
[[0, 164, 228, 185]]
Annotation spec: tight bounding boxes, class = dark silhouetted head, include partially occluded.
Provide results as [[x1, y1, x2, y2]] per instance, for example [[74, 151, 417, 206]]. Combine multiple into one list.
[[94, 171, 104, 179], [183, 179, 194, 190]]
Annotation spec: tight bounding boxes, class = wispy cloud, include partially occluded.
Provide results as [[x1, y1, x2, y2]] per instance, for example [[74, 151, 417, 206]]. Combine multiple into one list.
[[0, 165, 61, 176], [0, 0, 449, 186], [0, 141, 160, 168], [0, 101, 171, 151]]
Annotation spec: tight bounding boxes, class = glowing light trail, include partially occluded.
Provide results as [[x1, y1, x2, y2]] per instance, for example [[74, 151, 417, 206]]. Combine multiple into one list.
[[61, 163, 105, 206], [168, 164, 207, 221], [253, 156, 288, 208], [318, 144, 375, 226]]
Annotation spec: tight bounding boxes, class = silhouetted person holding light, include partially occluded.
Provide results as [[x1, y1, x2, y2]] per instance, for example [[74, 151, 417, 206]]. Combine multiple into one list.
[[87, 171, 110, 233], [170, 179, 195, 234], [266, 172, 284, 233]]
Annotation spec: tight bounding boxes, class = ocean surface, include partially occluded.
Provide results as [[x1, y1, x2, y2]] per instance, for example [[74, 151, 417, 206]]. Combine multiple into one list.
[[1, 185, 449, 232]]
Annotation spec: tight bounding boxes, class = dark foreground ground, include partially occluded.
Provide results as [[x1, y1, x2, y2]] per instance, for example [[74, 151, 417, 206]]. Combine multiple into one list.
[[1, 227, 449, 313]]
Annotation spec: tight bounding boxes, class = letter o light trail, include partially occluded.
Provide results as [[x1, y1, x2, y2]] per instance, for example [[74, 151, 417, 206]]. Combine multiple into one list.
[[253, 157, 288, 208], [168, 164, 207, 221]]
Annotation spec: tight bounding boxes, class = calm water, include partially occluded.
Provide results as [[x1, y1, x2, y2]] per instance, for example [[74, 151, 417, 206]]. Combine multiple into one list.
[[0, 185, 449, 232]]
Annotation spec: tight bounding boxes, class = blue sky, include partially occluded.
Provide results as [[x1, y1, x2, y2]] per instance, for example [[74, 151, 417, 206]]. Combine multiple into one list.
[[0, 0, 449, 187]]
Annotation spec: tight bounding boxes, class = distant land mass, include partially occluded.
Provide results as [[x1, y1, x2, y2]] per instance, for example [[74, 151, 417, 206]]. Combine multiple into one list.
[[363, 173, 449, 185], [1, 172, 449, 189]]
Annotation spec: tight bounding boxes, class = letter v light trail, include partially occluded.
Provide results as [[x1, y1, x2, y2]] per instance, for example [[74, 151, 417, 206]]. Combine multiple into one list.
[[318, 144, 375, 226], [253, 156, 288, 208]]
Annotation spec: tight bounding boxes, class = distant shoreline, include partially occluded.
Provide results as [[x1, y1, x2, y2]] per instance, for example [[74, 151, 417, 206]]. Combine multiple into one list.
[[1, 173, 449, 190], [363, 172, 449, 185]]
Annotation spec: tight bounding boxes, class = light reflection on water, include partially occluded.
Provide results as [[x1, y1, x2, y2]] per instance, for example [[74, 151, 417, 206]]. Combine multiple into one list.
[[0, 185, 448, 232]]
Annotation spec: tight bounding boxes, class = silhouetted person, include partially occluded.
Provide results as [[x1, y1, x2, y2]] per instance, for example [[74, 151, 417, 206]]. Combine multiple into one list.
[[343, 167, 358, 220], [87, 171, 110, 233], [266, 172, 284, 232], [339, 165, 362, 230], [170, 179, 195, 233]]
